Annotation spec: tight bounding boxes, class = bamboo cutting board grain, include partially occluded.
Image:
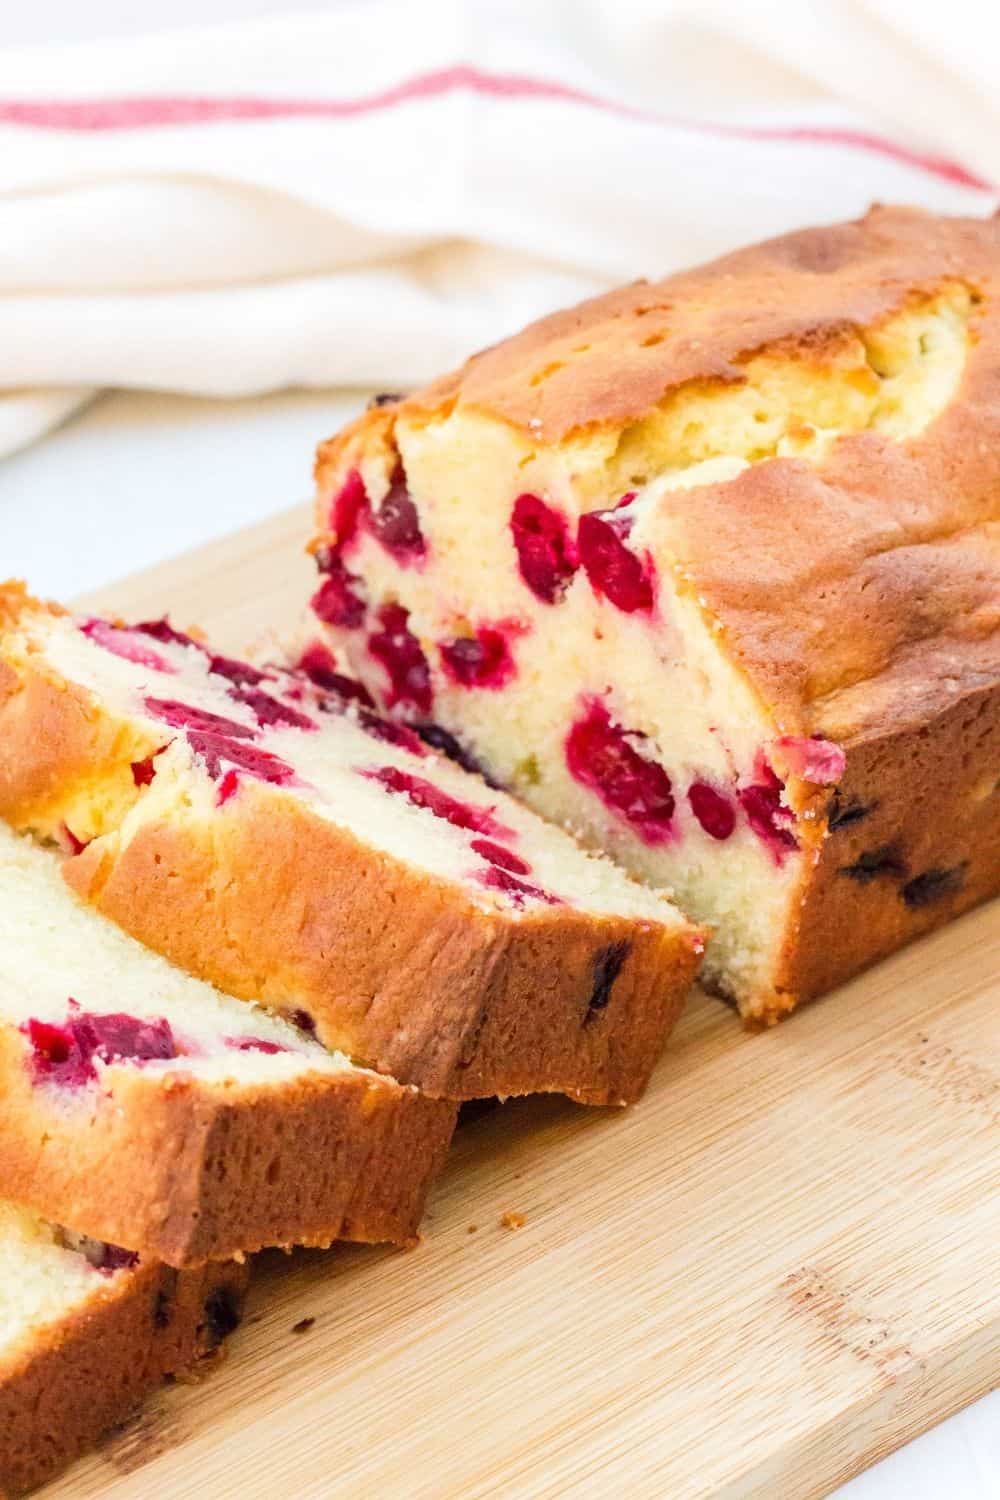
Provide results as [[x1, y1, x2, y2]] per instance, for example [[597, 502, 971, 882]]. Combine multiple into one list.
[[41, 503, 1000, 1500]]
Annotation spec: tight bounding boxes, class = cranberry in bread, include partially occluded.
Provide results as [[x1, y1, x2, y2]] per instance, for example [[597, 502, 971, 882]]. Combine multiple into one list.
[[0, 585, 702, 1105], [0, 822, 454, 1265], [0, 1201, 246, 1495], [308, 205, 1000, 1023]]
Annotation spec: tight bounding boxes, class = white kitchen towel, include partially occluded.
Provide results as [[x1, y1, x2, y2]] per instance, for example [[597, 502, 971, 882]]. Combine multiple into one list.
[[0, 0, 998, 458]]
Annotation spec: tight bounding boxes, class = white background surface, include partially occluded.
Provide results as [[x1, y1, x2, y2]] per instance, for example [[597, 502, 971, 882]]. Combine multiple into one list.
[[1, 2, 997, 1495]]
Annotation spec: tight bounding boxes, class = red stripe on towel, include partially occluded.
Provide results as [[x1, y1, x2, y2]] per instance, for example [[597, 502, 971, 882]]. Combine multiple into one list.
[[0, 65, 991, 192]]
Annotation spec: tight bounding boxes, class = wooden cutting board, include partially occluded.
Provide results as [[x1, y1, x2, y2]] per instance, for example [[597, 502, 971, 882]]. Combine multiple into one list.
[[41, 504, 1000, 1500]]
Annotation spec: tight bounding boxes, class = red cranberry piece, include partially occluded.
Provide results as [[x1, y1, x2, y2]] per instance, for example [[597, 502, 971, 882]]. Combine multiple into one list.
[[474, 866, 560, 907], [23, 1008, 177, 1088], [470, 838, 531, 875], [327, 467, 369, 549], [131, 756, 158, 787], [773, 734, 846, 786], [81, 619, 175, 674], [565, 700, 675, 844], [297, 643, 375, 706], [133, 619, 204, 652], [84, 1012, 177, 1064], [310, 560, 367, 630], [738, 764, 798, 863], [355, 708, 427, 756], [510, 494, 578, 604], [367, 605, 432, 714], [208, 654, 268, 687], [144, 698, 256, 740], [58, 824, 89, 856], [577, 509, 654, 613], [361, 765, 514, 839], [367, 465, 426, 564], [187, 733, 297, 787], [224, 1036, 291, 1055], [23, 1018, 95, 1087], [439, 627, 517, 690], [229, 686, 317, 732], [687, 781, 736, 841]]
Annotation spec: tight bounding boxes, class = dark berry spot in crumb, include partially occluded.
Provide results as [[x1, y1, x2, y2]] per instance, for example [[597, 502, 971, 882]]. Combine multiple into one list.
[[416, 723, 495, 783], [439, 626, 518, 690], [367, 604, 432, 714], [133, 618, 204, 652], [362, 765, 515, 839], [290, 1009, 316, 1034], [367, 465, 426, 564], [565, 699, 674, 844], [586, 941, 630, 1020], [297, 643, 375, 706], [207, 653, 269, 688], [367, 391, 404, 409], [687, 781, 736, 841], [96, 1242, 140, 1275], [153, 1289, 173, 1329], [839, 844, 907, 883], [203, 1286, 242, 1345], [310, 559, 368, 630], [470, 838, 531, 875], [827, 792, 879, 831], [901, 866, 966, 909], [510, 494, 579, 604], [577, 508, 654, 613], [355, 708, 427, 756]]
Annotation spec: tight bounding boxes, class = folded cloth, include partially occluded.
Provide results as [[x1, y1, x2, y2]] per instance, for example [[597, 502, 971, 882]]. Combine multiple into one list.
[[0, 0, 996, 457]]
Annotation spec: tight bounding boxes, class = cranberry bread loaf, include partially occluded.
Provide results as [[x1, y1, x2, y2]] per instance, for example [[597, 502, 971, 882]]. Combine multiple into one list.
[[0, 1201, 246, 1496], [0, 823, 454, 1265], [0, 584, 702, 1104], [309, 205, 1000, 1023]]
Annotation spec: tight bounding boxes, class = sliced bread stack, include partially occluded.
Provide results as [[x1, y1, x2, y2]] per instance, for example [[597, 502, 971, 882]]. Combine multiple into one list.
[[0, 582, 701, 1492]]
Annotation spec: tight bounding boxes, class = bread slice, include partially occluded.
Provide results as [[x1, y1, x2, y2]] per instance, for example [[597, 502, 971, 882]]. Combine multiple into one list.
[[0, 822, 454, 1265], [0, 1201, 247, 1496], [0, 584, 702, 1105], [307, 205, 1000, 1023]]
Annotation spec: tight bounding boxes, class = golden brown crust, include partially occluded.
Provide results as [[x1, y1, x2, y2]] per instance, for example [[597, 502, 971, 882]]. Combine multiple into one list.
[[0, 1255, 247, 1496], [316, 206, 1000, 739], [66, 786, 701, 1104], [0, 1029, 455, 1266], [0, 585, 159, 837], [774, 677, 1000, 1008]]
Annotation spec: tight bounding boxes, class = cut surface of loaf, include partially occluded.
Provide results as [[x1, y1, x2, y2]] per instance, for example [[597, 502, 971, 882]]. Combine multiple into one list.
[[0, 1201, 246, 1496], [309, 205, 1000, 1022], [0, 584, 702, 1104], [0, 822, 455, 1265]]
